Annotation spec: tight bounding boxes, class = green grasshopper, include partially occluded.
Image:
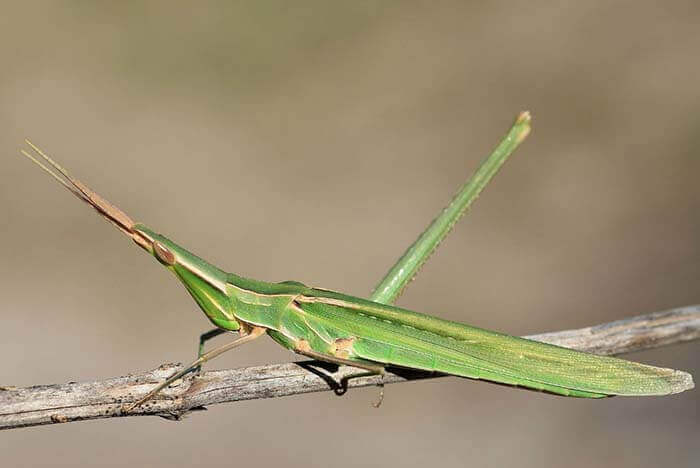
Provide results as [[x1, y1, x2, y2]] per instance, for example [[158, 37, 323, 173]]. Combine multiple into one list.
[[20, 112, 693, 413]]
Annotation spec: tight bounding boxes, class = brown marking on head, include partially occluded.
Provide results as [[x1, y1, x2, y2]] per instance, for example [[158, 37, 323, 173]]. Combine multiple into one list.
[[21, 140, 151, 251], [153, 240, 176, 266]]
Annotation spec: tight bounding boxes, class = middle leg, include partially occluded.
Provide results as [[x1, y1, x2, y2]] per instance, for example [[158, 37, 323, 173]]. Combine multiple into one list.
[[295, 343, 386, 407]]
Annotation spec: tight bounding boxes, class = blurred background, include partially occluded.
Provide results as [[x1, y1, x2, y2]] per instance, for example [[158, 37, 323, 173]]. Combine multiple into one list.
[[1, 2, 698, 467]]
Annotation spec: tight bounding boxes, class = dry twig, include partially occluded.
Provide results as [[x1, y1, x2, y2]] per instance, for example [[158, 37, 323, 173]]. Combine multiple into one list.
[[1, 304, 698, 430]]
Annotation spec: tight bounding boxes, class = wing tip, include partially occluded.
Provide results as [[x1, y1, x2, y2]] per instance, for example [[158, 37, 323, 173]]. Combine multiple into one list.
[[665, 369, 694, 395]]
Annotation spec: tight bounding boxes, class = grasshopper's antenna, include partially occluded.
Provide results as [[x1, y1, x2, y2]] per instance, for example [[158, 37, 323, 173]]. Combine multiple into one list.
[[21, 140, 151, 250], [21, 142, 89, 203]]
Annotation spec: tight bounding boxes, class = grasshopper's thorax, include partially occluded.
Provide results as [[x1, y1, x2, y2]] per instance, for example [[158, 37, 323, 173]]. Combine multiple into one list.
[[225, 275, 308, 330]]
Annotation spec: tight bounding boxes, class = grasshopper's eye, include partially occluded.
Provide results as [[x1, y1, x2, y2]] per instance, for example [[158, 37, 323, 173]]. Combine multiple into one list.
[[153, 241, 175, 266]]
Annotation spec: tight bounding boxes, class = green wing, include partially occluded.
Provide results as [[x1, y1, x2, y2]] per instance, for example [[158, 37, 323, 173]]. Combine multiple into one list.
[[295, 290, 693, 398]]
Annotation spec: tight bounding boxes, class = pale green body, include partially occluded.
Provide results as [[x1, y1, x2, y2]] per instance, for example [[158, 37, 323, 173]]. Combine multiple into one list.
[[143, 225, 690, 398], [20, 112, 693, 407]]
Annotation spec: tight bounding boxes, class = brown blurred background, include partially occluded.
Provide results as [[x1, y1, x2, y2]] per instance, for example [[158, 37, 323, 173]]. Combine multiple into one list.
[[1, 2, 698, 467]]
